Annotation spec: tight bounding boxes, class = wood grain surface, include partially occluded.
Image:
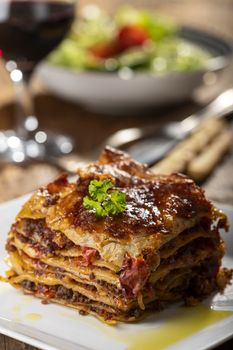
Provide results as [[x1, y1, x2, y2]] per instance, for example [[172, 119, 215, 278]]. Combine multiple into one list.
[[0, 0, 233, 349]]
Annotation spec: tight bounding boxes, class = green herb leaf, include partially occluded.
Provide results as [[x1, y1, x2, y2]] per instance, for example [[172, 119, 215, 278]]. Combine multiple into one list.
[[103, 191, 127, 215], [83, 179, 126, 217], [88, 179, 113, 202], [83, 196, 106, 217]]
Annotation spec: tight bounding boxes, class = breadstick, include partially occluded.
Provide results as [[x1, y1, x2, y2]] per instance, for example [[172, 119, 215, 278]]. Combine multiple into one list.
[[187, 129, 232, 182], [151, 119, 225, 174], [150, 150, 191, 174], [175, 119, 225, 153]]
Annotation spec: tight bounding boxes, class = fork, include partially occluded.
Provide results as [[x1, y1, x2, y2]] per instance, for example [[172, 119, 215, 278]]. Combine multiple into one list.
[[104, 88, 233, 165]]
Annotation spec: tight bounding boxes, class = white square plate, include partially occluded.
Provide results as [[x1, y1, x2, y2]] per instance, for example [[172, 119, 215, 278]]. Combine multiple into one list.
[[0, 195, 233, 350]]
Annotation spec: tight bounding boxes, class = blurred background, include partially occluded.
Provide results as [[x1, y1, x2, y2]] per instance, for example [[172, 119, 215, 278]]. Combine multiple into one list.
[[0, 0, 232, 202]]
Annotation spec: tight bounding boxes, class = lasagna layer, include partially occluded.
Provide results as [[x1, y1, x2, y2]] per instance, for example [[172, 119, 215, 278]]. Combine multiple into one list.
[[5, 147, 232, 322]]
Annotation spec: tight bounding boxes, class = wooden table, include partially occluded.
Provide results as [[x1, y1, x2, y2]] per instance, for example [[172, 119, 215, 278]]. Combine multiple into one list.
[[0, 0, 233, 349]]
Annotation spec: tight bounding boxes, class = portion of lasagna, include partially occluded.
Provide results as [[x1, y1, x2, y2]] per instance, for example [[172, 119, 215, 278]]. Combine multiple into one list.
[[5, 147, 231, 323]]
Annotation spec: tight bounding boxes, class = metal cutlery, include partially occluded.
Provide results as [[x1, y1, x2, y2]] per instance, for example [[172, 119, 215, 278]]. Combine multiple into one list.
[[104, 89, 233, 165]]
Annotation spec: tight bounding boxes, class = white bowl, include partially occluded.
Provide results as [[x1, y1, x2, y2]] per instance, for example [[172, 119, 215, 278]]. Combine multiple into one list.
[[38, 28, 232, 114]]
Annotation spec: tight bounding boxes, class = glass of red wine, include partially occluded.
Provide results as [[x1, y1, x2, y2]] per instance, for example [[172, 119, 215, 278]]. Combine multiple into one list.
[[0, 0, 75, 163]]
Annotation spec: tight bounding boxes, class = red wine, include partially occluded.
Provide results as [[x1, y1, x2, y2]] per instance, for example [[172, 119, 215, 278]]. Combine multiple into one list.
[[0, 0, 75, 77]]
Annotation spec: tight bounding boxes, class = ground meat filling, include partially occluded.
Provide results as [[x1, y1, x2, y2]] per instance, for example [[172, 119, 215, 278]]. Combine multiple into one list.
[[21, 281, 100, 305], [14, 219, 74, 255], [96, 279, 125, 297], [19, 280, 121, 320], [21, 280, 36, 291]]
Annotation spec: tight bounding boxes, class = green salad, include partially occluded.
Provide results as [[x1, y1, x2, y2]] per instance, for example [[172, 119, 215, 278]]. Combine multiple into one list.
[[48, 6, 210, 74]]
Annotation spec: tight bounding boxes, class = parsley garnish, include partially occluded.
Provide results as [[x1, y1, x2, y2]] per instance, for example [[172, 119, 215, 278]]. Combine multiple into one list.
[[83, 179, 126, 217]]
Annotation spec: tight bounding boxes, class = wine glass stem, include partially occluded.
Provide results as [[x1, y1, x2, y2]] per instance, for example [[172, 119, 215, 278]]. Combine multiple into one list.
[[8, 65, 37, 140]]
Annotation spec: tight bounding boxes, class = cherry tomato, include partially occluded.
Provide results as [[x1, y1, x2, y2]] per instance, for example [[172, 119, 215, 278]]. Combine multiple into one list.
[[117, 24, 149, 50]]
